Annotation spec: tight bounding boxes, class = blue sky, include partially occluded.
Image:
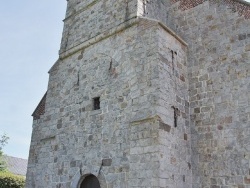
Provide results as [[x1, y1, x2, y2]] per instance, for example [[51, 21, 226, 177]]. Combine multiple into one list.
[[0, 1, 67, 159], [0, 0, 250, 159]]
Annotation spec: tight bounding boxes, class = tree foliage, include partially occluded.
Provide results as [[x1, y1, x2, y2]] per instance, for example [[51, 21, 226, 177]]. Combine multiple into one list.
[[0, 134, 9, 172], [0, 134, 9, 152]]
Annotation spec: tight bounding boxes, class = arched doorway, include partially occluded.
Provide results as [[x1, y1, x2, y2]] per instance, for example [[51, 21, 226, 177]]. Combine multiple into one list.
[[80, 174, 101, 188]]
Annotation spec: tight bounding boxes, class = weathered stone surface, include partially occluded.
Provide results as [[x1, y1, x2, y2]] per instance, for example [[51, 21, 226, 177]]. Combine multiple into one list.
[[27, 0, 250, 188]]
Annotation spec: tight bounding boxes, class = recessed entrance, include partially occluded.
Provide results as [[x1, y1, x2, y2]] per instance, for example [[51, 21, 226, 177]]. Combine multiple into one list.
[[80, 175, 101, 188]]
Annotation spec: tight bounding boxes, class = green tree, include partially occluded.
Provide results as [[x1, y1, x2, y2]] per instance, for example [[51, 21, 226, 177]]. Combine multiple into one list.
[[0, 134, 9, 172]]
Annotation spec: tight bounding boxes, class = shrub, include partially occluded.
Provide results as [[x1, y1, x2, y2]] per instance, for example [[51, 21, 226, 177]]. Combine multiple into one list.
[[0, 171, 25, 188]]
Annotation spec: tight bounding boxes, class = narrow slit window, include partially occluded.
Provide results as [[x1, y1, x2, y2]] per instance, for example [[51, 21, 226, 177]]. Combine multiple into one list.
[[93, 97, 100, 110]]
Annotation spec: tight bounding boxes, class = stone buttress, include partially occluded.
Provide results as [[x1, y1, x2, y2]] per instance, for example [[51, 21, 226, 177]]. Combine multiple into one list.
[[140, 0, 250, 187]]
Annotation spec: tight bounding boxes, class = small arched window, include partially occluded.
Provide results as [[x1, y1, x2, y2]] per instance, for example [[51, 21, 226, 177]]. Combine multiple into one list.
[[80, 175, 101, 188]]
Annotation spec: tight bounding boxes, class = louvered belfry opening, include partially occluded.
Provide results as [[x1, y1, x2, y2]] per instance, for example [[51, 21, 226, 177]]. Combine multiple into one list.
[[80, 175, 101, 188]]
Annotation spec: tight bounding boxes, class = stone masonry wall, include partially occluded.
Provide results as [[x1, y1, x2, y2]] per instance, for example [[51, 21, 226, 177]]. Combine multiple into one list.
[[60, 0, 137, 53], [141, 0, 250, 187], [157, 24, 191, 188], [127, 19, 191, 187], [28, 21, 157, 188], [27, 17, 189, 187], [27, 0, 250, 187], [170, 2, 250, 187]]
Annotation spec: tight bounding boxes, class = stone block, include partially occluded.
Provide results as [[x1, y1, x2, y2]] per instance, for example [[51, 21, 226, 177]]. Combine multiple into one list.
[[102, 159, 112, 167], [159, 121, 171, 132]]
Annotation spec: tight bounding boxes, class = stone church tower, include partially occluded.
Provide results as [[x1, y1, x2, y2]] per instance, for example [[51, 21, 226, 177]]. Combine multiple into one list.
[[26, 0, 250, 187]]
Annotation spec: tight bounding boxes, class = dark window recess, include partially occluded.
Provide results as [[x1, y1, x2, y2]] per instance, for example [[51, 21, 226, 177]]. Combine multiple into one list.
[[93, 97, 100, 110], [171, 106, 179, 127]]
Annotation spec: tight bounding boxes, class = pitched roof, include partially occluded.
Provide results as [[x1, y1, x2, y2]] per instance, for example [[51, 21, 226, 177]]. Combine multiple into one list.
[[3, 155, 28, 176], [32, 92, 47, 120], [171, 0, 250, 19]]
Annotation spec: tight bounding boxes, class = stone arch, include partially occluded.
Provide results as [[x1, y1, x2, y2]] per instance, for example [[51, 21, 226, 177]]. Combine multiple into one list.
[[71, 170, 107, 188], [78, 174, 100, 188]]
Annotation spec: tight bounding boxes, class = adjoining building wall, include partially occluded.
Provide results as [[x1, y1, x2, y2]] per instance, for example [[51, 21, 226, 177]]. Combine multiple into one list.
[[141, 0, 250, 187]]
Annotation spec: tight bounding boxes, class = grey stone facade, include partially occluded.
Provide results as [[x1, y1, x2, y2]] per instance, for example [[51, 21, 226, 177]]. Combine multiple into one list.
[[26, 0, 250, 187]]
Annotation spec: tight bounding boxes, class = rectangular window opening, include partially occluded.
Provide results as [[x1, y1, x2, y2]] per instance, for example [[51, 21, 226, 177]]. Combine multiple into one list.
[[93, 97, 100, 110]]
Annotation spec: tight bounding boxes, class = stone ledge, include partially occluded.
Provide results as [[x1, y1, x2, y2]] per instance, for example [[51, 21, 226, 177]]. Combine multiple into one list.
[[130, 115, 160, 125], [139, 16, 188, 47], [58, 16, 188, 60], [40, 135, 56, 142], [59, 16, 137, 59]]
